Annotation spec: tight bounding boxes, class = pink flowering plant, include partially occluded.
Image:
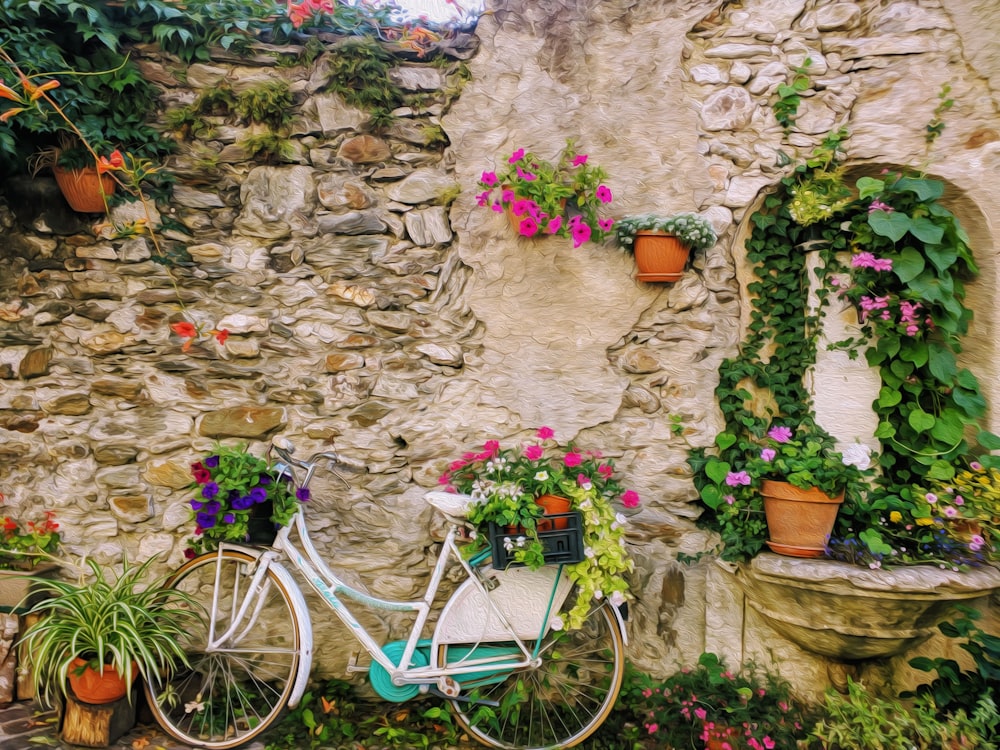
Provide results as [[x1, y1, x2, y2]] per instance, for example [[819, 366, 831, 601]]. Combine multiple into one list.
[[185, 443, 304, 557], [693, 422, 870, 561], [634, 652, 815, 750], [476, 139, 615, 247], [440, 426, 638, 629]]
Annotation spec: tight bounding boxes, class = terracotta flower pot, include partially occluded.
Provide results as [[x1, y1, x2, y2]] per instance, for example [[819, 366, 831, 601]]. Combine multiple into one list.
[[633, 232, 691, 282], [761, 479, 844, 558], [67, 657, 139, 704], [52, 165, 115, 213], [535, 494, 572, 531]]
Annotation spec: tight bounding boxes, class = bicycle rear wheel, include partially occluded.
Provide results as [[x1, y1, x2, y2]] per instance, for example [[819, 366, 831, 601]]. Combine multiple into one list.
[[145, 549, 303, 749], [441, 599, 625, 749]]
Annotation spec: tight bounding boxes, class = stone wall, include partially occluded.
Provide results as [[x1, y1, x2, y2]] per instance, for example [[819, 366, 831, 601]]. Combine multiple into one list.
[[1, 0, 999, 694]]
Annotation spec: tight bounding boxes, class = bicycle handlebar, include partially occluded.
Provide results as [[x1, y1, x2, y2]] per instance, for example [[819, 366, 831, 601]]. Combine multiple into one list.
[[270, 439, 367, 476]]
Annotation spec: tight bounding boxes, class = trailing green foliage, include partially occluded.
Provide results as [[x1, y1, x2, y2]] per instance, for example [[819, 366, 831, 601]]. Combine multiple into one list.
[[691, 121, 997, 566], [241, 131, 296, 164], [905, 605, 1000, 743], [324, 38, 404, 127], [235, 80, 295, 129], [773, 58, 812, 132]]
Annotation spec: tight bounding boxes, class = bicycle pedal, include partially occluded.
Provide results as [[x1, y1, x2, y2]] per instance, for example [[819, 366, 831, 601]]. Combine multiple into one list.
[[345, 652, 369, 674]]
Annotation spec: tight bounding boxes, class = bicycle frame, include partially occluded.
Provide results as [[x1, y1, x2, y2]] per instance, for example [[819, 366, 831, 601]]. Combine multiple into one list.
[[218, 503, 573, 709]]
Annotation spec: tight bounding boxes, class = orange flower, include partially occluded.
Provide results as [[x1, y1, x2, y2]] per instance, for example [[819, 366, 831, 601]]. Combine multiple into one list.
[[170, 321, 197, 338], [97, 149, 125, 173], [213, 329, 230, 345], [0, 81, 22, 101]]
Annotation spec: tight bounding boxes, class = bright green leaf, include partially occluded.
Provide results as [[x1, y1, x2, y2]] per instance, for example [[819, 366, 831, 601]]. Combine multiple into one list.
[[869, 211, 911, 242], [856, 176, 884, 199], [893, 247, 925, 283], [907, 409, 935, 433]]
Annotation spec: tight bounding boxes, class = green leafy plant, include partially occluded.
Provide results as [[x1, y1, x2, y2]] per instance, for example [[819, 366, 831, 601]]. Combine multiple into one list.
[[773, 58, 812, 132], [241, 131, 297, 164], [185, 443, 304, 556], [904, 605, 1000, 743], [634, 652, 816, 750], [476, 139, 615, 246], [0, 498, 60, 569], [20, 554, 200, 706], [812, 677, 985, 749], [440, 426, 638, 629], [614, 212, 717, 252], [691, 120, 996, 568], [323, 38, 404, 126], [235, 80, 295, 129]]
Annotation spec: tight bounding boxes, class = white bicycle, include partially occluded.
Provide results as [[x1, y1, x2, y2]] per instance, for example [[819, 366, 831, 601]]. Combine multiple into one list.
[[146, 440, 627, 750]]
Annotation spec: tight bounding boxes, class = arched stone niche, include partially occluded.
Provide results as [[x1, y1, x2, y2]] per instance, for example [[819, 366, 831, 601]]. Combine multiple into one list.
[[710, 166, 1000, 698]]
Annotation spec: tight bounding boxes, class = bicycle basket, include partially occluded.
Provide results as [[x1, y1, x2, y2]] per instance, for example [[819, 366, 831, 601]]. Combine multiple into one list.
[[488, 511, 585, 569]]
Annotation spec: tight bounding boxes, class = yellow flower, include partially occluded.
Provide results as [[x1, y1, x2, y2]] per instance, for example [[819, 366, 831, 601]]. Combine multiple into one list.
[[889, 511, 902, 523], [915, 516, 936, 526]]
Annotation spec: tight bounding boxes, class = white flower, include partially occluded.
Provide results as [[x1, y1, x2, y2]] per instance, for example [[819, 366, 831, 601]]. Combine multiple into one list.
[[611, 512, 627, 530], [585, 546, 596, 559], [579, 498, 592, 509], [503, 537, 513, 552], [468, 529, 477, 540], [840, 442, 872, 470], [534, 471, 548, 482], [549, 615, 564, 631], [515, 535, 527, 548], [594, 589, 603, 600], [610, 590, 626, 607]]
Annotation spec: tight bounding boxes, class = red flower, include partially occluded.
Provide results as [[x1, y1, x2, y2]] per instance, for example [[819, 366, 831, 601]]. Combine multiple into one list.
[[97, 150, 125, 173], [213, 328, 230, 345], [170, 321, 197, 338]]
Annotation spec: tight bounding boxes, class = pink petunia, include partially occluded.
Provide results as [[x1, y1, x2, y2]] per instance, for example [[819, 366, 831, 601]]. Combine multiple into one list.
[[536, 426, 554, 440], [598, 464, 613, 479], [760, 448, 776, 461], [501, 188, 515, 203], [598, 218, 614, 231], [524, 444, 544, 460], [518, 217, 539, 237], [726, 471, 751, 486], [508, 148, 525, 163], [515, 165, 536, 182], [571, 221, 592, 248], [480, 171, 498, 187], [546, 215, 563, 234], [564, 452, 582, 468], [572, 154, 588, 166], [596, 185, 612, 203], [767, 426, 793, 443], [577, 473, 592, 489], [622, 490, 640, 508]]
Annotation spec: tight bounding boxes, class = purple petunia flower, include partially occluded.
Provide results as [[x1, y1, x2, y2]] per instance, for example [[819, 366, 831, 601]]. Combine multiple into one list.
[[222, 513, 235, 524], [250, 487, 268, 504], [296, 488, 311, 502], [196, 512, 217, 529], [205, 455, 220, 468], [201, 482, 220, 500]]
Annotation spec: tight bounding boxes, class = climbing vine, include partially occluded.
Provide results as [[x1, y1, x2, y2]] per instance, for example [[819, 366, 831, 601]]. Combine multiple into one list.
[[691, 128, 999, 567]]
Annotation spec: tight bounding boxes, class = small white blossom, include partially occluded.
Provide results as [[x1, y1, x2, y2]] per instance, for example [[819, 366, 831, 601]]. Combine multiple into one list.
[[549, 615, 564, 631], [610, 590, 626, 607], [594, 589, 603, 600], [840, 442, 872, 470], [503, 537, 513, 552], [611, 512, 627, 530], [579, 498, 592, 509], [515, 535, 527, 548], [534, 471, 548, 482], [585, 546, 596, 559]]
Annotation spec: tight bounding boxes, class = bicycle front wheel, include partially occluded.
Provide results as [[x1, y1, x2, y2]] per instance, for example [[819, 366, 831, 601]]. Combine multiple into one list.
[[442, 599, 625, 750], [145, 549, 303, 749]]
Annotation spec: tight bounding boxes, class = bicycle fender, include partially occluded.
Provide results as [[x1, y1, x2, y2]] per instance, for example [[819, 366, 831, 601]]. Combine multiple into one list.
[[221, 544, 314, 709]]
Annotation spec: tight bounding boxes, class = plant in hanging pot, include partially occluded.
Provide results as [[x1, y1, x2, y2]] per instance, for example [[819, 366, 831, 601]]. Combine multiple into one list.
[[0, 501, 61, 612], [185, 443, 306, 558], [439, 426, 639, 629], [615, 212, 718, 282], [475, 139, 615, 247], [28, 136, 117, 213], [19, 555, 200, 706]]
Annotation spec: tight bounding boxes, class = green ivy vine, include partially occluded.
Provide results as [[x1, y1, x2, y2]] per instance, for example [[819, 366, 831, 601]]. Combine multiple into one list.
[[691, 129, 1000, 567]]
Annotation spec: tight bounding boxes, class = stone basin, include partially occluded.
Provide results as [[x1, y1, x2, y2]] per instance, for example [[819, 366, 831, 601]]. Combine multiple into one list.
[[736, 554, 1000, 661]]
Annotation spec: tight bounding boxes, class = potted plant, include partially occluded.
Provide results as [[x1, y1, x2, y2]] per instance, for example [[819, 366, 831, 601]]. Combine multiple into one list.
[[184, 443, 305, 558], [439, 426, 639, 629], [696, 422, 870, 558], [19, 555, 200, 706], [475, 139, 615, 247], [27, 135, 117, 213], [0, 501, 61, 612], [615, 212, 718, 282]]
